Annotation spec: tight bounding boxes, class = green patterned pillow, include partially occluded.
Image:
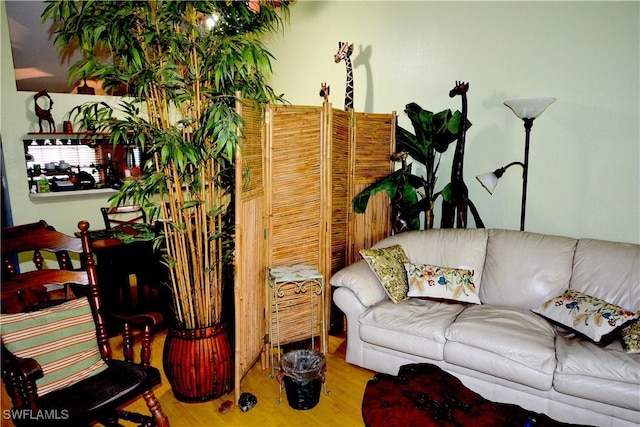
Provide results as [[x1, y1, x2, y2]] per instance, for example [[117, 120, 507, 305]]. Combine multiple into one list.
[[360, 245, 409, 303], [532, 290, 639, 344], [405, 263, 480, 304], [621, 318, 640, 354], [1, 297, 108, 396]]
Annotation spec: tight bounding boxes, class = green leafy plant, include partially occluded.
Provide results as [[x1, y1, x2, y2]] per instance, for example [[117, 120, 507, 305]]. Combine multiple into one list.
[[352, 102, 469, 232], [44, 0, 290, 329]]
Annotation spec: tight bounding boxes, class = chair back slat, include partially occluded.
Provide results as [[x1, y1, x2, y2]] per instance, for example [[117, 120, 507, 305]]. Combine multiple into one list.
[[2, 220, 83, 254], [2, 221, 82, 281], [101, 205, 147, 229]]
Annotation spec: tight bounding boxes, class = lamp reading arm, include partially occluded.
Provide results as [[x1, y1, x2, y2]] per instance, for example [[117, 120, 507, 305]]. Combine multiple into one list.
[[493, 161, 524, 179]]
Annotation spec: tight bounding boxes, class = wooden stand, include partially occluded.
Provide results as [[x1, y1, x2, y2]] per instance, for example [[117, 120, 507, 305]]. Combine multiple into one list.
[[267, 265, 329, 403]]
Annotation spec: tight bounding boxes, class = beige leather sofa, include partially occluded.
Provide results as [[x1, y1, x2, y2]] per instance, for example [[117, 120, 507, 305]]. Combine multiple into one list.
[[331, 228, 639, 427]]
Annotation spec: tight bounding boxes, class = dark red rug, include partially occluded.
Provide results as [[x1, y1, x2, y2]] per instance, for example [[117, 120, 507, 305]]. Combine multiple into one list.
[[362, 363, 591, 427]]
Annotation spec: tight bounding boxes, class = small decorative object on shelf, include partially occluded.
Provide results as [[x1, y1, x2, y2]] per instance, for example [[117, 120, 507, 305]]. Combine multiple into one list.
[[34, 90, 55, 133], [36, 175, 50, 193]]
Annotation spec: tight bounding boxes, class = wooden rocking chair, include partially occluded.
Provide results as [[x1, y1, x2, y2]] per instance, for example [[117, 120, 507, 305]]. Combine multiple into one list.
[[0, 220, 169, 427]]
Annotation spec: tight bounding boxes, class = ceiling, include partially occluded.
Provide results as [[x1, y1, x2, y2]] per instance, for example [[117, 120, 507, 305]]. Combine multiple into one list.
[[6, 0, 82, 93]]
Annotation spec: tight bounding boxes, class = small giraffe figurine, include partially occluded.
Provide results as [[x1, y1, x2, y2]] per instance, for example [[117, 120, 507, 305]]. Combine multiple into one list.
[[334, 41, 354, 111], [441, 81, 484, 229], [34, 90, 56, 133], [319, 82, 330, 103]]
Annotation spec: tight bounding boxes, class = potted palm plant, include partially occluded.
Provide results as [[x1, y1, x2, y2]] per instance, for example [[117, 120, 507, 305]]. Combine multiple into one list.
[[353, 102, 468, 231], [44, 0, 290, 402]]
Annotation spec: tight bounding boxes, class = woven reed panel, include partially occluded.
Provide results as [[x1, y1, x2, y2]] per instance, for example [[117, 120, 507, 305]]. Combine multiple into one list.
[[238, 100, 264, 199], [234, 97, 267, 402], [266, 105, 325, 270], [329, 108, 351, 275], [348, 112, 395, 263], [269, 281, 324, 346]]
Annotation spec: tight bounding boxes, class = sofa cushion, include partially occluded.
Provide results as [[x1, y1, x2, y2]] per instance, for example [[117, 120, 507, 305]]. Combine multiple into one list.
[[372, 228, 488, 289], [359, 298, 466, 361], [444, 305, 556, 390], [569, 238, 640, 312], [360, 245, 410, 303], [554, 332, 640, 411], [405, 263, 480, 304], [480, 229, 577, 310], [532, 289, 639, 344]]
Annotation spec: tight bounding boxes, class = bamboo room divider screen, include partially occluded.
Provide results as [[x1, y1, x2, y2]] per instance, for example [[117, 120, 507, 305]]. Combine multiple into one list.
[[234, 98, 267, 404], [234, 99, 395, 401], [264, 103, 395, 277]]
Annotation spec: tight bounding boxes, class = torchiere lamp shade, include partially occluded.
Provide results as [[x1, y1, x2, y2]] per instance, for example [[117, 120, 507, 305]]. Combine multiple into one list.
[[504, 97, 556, 120]]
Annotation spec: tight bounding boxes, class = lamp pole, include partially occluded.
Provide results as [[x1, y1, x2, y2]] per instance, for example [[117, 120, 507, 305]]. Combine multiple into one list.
[[478, 97, 555, 232], [521, 118, 534, 231]]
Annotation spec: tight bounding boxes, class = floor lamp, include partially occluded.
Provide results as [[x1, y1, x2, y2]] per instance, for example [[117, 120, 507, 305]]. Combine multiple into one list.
[[476, 97, 556, 231]]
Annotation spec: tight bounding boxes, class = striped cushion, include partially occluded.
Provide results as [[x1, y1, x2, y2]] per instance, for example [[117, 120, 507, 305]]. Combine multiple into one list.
[[1, 297, 107, 396]]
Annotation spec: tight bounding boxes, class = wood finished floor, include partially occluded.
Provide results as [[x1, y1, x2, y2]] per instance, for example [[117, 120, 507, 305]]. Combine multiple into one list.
[[1, 330, 375, 427]]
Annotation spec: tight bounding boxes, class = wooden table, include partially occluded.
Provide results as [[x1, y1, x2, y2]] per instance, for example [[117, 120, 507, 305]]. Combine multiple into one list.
[[81, 224, 168, 322]]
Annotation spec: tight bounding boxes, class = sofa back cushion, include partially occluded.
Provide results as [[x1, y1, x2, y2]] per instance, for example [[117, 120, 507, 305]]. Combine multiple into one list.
[[480, 229, 577, 310], [372, 228, 488, 288], [569, 238, 639, 311]]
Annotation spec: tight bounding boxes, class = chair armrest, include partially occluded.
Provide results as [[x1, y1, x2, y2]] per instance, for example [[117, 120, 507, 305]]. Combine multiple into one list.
[[2, 346, 43, 383], [112, 311, 163, 329], [111, 312, 163, 368], [2, 346, 43, 409]]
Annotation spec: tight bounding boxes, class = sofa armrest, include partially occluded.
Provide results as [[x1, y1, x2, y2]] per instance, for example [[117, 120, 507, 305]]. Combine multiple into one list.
[[330, 259, 387, 307], [333, 286, 368, 366]]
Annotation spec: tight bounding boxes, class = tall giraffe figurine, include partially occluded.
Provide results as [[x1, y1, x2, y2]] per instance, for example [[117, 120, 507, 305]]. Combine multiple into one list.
[[334, 41, 354, 111], [441, 81, 484, 229]]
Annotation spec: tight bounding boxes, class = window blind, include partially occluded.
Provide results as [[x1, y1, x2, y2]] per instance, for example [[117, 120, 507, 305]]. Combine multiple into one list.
[[26, 144, 101, 183]]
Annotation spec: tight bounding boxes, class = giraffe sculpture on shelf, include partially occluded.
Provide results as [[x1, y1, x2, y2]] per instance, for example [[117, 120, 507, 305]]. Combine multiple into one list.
[[334, 41, 354, 111], [440, 81, 485, 229]]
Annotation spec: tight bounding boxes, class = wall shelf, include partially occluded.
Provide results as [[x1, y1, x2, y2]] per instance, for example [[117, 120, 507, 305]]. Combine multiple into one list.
[[28, 187, 117, 201]]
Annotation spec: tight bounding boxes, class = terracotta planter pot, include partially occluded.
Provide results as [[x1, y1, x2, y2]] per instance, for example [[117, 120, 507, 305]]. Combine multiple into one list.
[[162, 324, 233, 402]]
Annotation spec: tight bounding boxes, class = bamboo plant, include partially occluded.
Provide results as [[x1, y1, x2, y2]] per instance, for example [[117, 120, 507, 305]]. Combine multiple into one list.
[[44, 0, 290, 329]]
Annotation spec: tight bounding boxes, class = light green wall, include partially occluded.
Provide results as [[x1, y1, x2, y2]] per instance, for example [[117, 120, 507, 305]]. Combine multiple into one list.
[[2, 2, 639, 243], [265, 1, 639, 243]]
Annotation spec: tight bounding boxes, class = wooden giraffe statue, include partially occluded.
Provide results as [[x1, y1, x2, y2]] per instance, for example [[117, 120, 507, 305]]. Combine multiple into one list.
[[334, 41, 354, 110], [319, 82, 330, 103], [34, 90, 56, 133], [441, 81, 485, 229]]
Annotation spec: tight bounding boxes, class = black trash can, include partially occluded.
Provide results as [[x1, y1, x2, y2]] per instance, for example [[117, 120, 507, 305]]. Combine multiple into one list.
[[280, 349, 326, 410]]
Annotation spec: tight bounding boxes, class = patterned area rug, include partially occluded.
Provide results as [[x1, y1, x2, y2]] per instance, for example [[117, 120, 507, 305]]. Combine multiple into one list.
[[361, 363, 591, 427]]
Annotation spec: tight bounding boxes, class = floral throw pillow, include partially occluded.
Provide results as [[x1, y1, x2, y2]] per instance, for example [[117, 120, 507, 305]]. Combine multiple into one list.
[[405, 263, 480, 304], [621, 318, 640, 354], [360, 245, 409, 303], [532, 289, 639, 344]]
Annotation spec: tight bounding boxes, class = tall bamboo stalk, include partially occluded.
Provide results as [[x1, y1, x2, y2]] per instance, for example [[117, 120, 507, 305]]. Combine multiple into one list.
[[129, 5, 232, 329]]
